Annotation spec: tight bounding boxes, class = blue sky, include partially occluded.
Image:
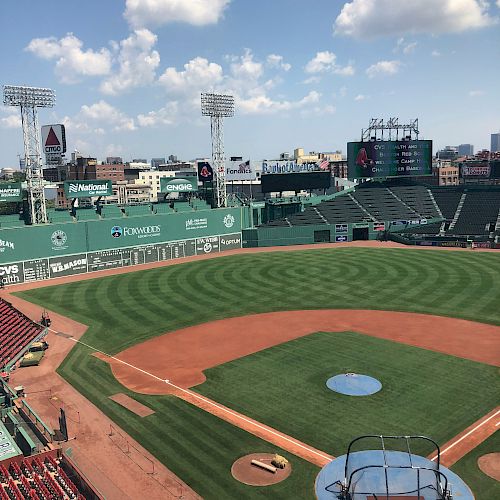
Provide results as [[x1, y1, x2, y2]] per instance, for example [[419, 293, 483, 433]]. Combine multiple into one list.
[[1, 0, 499, 167]]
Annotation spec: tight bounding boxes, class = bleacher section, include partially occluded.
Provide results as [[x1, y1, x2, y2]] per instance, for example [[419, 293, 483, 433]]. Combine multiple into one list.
[[0, 299, 44, 368], [74, 209, 99, 221], [449, 191, 500, 236], [100, 205, 124, 219], [389, 186, 441, 219], [0, 214, 26, 228], [352, 187, 418, 221], [46, 209, 74, 224], [430, 190, 463, 220], [0, 454, 85, 500], [124, 204, 151, 217]]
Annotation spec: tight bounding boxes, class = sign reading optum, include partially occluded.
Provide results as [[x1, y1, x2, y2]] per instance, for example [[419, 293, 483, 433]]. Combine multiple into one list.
[[0, 182, 22, 202], [160, 177, 198, 193], [64, 180, 112, 198]]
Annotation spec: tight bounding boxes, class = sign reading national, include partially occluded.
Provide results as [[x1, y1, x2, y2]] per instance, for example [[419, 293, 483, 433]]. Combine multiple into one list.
[[347, 140, 432, 178], [64, 180, 112, 198], [160, 177, 198, 193], [0, 182, 22, 202]]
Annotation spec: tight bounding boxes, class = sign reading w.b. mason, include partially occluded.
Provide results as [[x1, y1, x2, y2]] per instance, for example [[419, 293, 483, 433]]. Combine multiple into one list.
[[64, 180, 112, 198]]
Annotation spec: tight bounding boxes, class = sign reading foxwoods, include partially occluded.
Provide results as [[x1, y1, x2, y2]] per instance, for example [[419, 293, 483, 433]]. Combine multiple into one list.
[[64, 180, 112, 198], [0, 182, 22, 202], [160, 177, 198, 193]]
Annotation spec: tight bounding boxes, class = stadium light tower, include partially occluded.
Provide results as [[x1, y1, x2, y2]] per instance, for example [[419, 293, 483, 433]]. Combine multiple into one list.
[[201, 92, 234, 208], [3, 85, 56, 224]]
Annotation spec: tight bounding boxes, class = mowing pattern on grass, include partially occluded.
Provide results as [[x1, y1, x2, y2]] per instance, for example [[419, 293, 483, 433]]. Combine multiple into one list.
[[195, 331, 500, 457], [451, 431, 500, 500], [14, 248, 500, 499]]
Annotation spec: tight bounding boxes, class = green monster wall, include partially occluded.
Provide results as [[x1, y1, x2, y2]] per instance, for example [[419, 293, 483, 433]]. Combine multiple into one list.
[[0, 207, 244, 285]]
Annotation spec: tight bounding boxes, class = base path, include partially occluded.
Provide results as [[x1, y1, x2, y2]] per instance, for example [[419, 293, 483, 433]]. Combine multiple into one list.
[[96, 309, 500, 395]]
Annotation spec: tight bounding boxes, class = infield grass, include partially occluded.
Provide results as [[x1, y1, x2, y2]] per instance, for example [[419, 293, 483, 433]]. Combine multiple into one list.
[[15, 247, 500, 499]]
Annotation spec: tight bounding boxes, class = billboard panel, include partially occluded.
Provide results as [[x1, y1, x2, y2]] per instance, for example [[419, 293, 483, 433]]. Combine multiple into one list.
[[347, 140, 432, 178], [261, 171, 331, 192], [160, 177, 198, 193], [64, 180, 112, 198], [41, 124, 66, 154], [0, 182, 22, 202], [225, 160, 257, 181], [197, 162, 214, 182], [261, 160, 322, 174], [462, 165, 490, 177]]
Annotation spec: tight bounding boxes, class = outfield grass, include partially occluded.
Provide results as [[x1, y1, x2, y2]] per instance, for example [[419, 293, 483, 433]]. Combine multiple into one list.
[[15, 247, 500, 498], [195, 331, 500, 457], [451, 430, 500, 500]]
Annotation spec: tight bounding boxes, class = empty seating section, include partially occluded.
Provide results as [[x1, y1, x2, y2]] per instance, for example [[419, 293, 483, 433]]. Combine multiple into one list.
[[124, 204, 151, 217], [0, 455, 85, 499], [0, 215, 26, 228], [449, 191, 500, 235], [389, 186, 440, 218], [46, 209, 74, 224], [0, 299, 44, 369], [153, 203, 174, 214], [430, 190, 463, 219], [352, 188, 417, 221], [315, 196, 368, 224], [101, 205, 124, 219], [75, 209, 99, 221]]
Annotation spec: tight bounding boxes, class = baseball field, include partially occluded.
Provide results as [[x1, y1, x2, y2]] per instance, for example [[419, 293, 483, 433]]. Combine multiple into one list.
[[13, 246, 500, 499]]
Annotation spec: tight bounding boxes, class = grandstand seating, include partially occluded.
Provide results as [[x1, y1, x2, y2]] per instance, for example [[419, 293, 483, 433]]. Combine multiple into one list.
[[389, 186, 441, 219], [449, 191, 500, 236], [430, 190, 463, 220], [0, 454, 85, 500], [100, 205, 124, 219], [0, 299, 44, 369], [351, 187, 418, 221]]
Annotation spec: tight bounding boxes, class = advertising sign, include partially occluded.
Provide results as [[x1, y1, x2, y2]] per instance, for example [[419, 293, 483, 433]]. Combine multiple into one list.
[[225, 160, 257, 181], [261, 160, 321, 174], [462, 165, 490, 177], [64, 180, 112, 198], [373, 222, 385, 231], [335, 224, 348, 233], [335, 235, 348, 242], [261, 172, 331, 192], [160, 177, 198, 193], [0, 182, 22, 202], [347, 140, 432, 178], [41, 124, 66, 154], [197, 162, 214, 182]]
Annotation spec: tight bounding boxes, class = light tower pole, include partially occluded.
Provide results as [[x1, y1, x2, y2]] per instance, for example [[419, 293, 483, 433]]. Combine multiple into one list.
[[3, 85, 56, 224], [201, 92, 234, 208]]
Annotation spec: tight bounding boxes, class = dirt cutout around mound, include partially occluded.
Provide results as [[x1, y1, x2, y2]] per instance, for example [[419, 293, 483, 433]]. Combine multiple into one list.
[[478, 452, 500, 482], [231, 453, 292, 486], [96, 309, 500, 396]]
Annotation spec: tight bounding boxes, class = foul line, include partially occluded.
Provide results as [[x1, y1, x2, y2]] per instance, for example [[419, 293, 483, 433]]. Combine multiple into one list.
[[56, 329, 333, 464], [430, 408, 500, 461]]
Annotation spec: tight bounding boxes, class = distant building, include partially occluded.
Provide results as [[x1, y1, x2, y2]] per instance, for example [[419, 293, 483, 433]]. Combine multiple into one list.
[[128, 161, 150, 170], [436, 146, 458, 161], [106, 156, 123, 164], [135, 170, 177, 202], [132, 158, 147, 163], [491, 133, 500, 153], [168, 154, 178, 163], [151, 157, 165, 169], [457, 144, 474, 156]]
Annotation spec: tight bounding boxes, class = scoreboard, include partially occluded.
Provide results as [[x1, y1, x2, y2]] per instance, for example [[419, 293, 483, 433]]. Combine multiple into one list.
[[347, 140, 432, 178]]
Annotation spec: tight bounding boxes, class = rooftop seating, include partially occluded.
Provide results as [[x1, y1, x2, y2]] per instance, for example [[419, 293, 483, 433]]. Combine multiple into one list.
[[75, 208, 99, 221], [101, 205, 124, 219], [46, 209, 74, 224], [0, 299, 44, 369], [124, 204, 152, 217], [0, 214, 26, 228]]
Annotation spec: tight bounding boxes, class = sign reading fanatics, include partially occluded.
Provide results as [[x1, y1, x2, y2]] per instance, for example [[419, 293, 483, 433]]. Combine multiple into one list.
[[160, 177, 198, 193], [64, 180, 112, 198], [0, 183, 22, 202]]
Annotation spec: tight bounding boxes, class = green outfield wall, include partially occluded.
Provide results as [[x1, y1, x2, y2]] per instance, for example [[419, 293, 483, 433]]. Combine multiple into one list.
[[0, 207, 244, 285]]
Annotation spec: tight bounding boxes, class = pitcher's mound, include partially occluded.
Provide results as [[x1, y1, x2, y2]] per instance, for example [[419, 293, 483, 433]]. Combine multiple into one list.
[[478, 453, 500, 481], [231, 453, 292, 486]]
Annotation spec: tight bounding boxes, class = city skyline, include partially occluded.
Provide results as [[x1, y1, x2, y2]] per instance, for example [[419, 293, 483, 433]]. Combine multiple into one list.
[[1, 0, 499, 167]]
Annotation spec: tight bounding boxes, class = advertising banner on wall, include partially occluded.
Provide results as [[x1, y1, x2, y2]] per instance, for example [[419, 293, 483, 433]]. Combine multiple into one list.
[[261, 160, 321, 174], [347, 140, 432, 178], [225, 160, 257, 181], [64, 180, 112, 198], [197, 162, 214, 182], [462, 165, 490, 177], [160, 177, 198, 193], [0, 182, 22, 202]]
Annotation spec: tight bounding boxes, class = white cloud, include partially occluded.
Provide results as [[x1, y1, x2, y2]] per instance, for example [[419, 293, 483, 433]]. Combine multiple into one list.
[[25, 34, 111, 84], [266, 54, 291, 71], [354, 94, 369, 101], [403, 41, 418, 54], [431, 50, 441, 57], [469, 89, 485, 97], [0, 108, 21, 129], [366, 60, 401, 78], [63, 101, 136, 134], [305, 51, 354, 76], [229, 49, 263, 81], [101, 29, 160, 95], [124, 0, 230, 28], [137, 102, 179, 127], [497, 0, 500, 7], [334, 0, 496, 38], [238, 90, 321, 115]]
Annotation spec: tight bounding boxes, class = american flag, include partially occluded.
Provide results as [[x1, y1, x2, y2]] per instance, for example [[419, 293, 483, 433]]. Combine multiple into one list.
[[318, 158, 330, 170], [238, 160, 250, 172]]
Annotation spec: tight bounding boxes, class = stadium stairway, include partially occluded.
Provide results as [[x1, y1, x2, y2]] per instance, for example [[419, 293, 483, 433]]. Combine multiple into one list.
[[448, 193, 467, 232]]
